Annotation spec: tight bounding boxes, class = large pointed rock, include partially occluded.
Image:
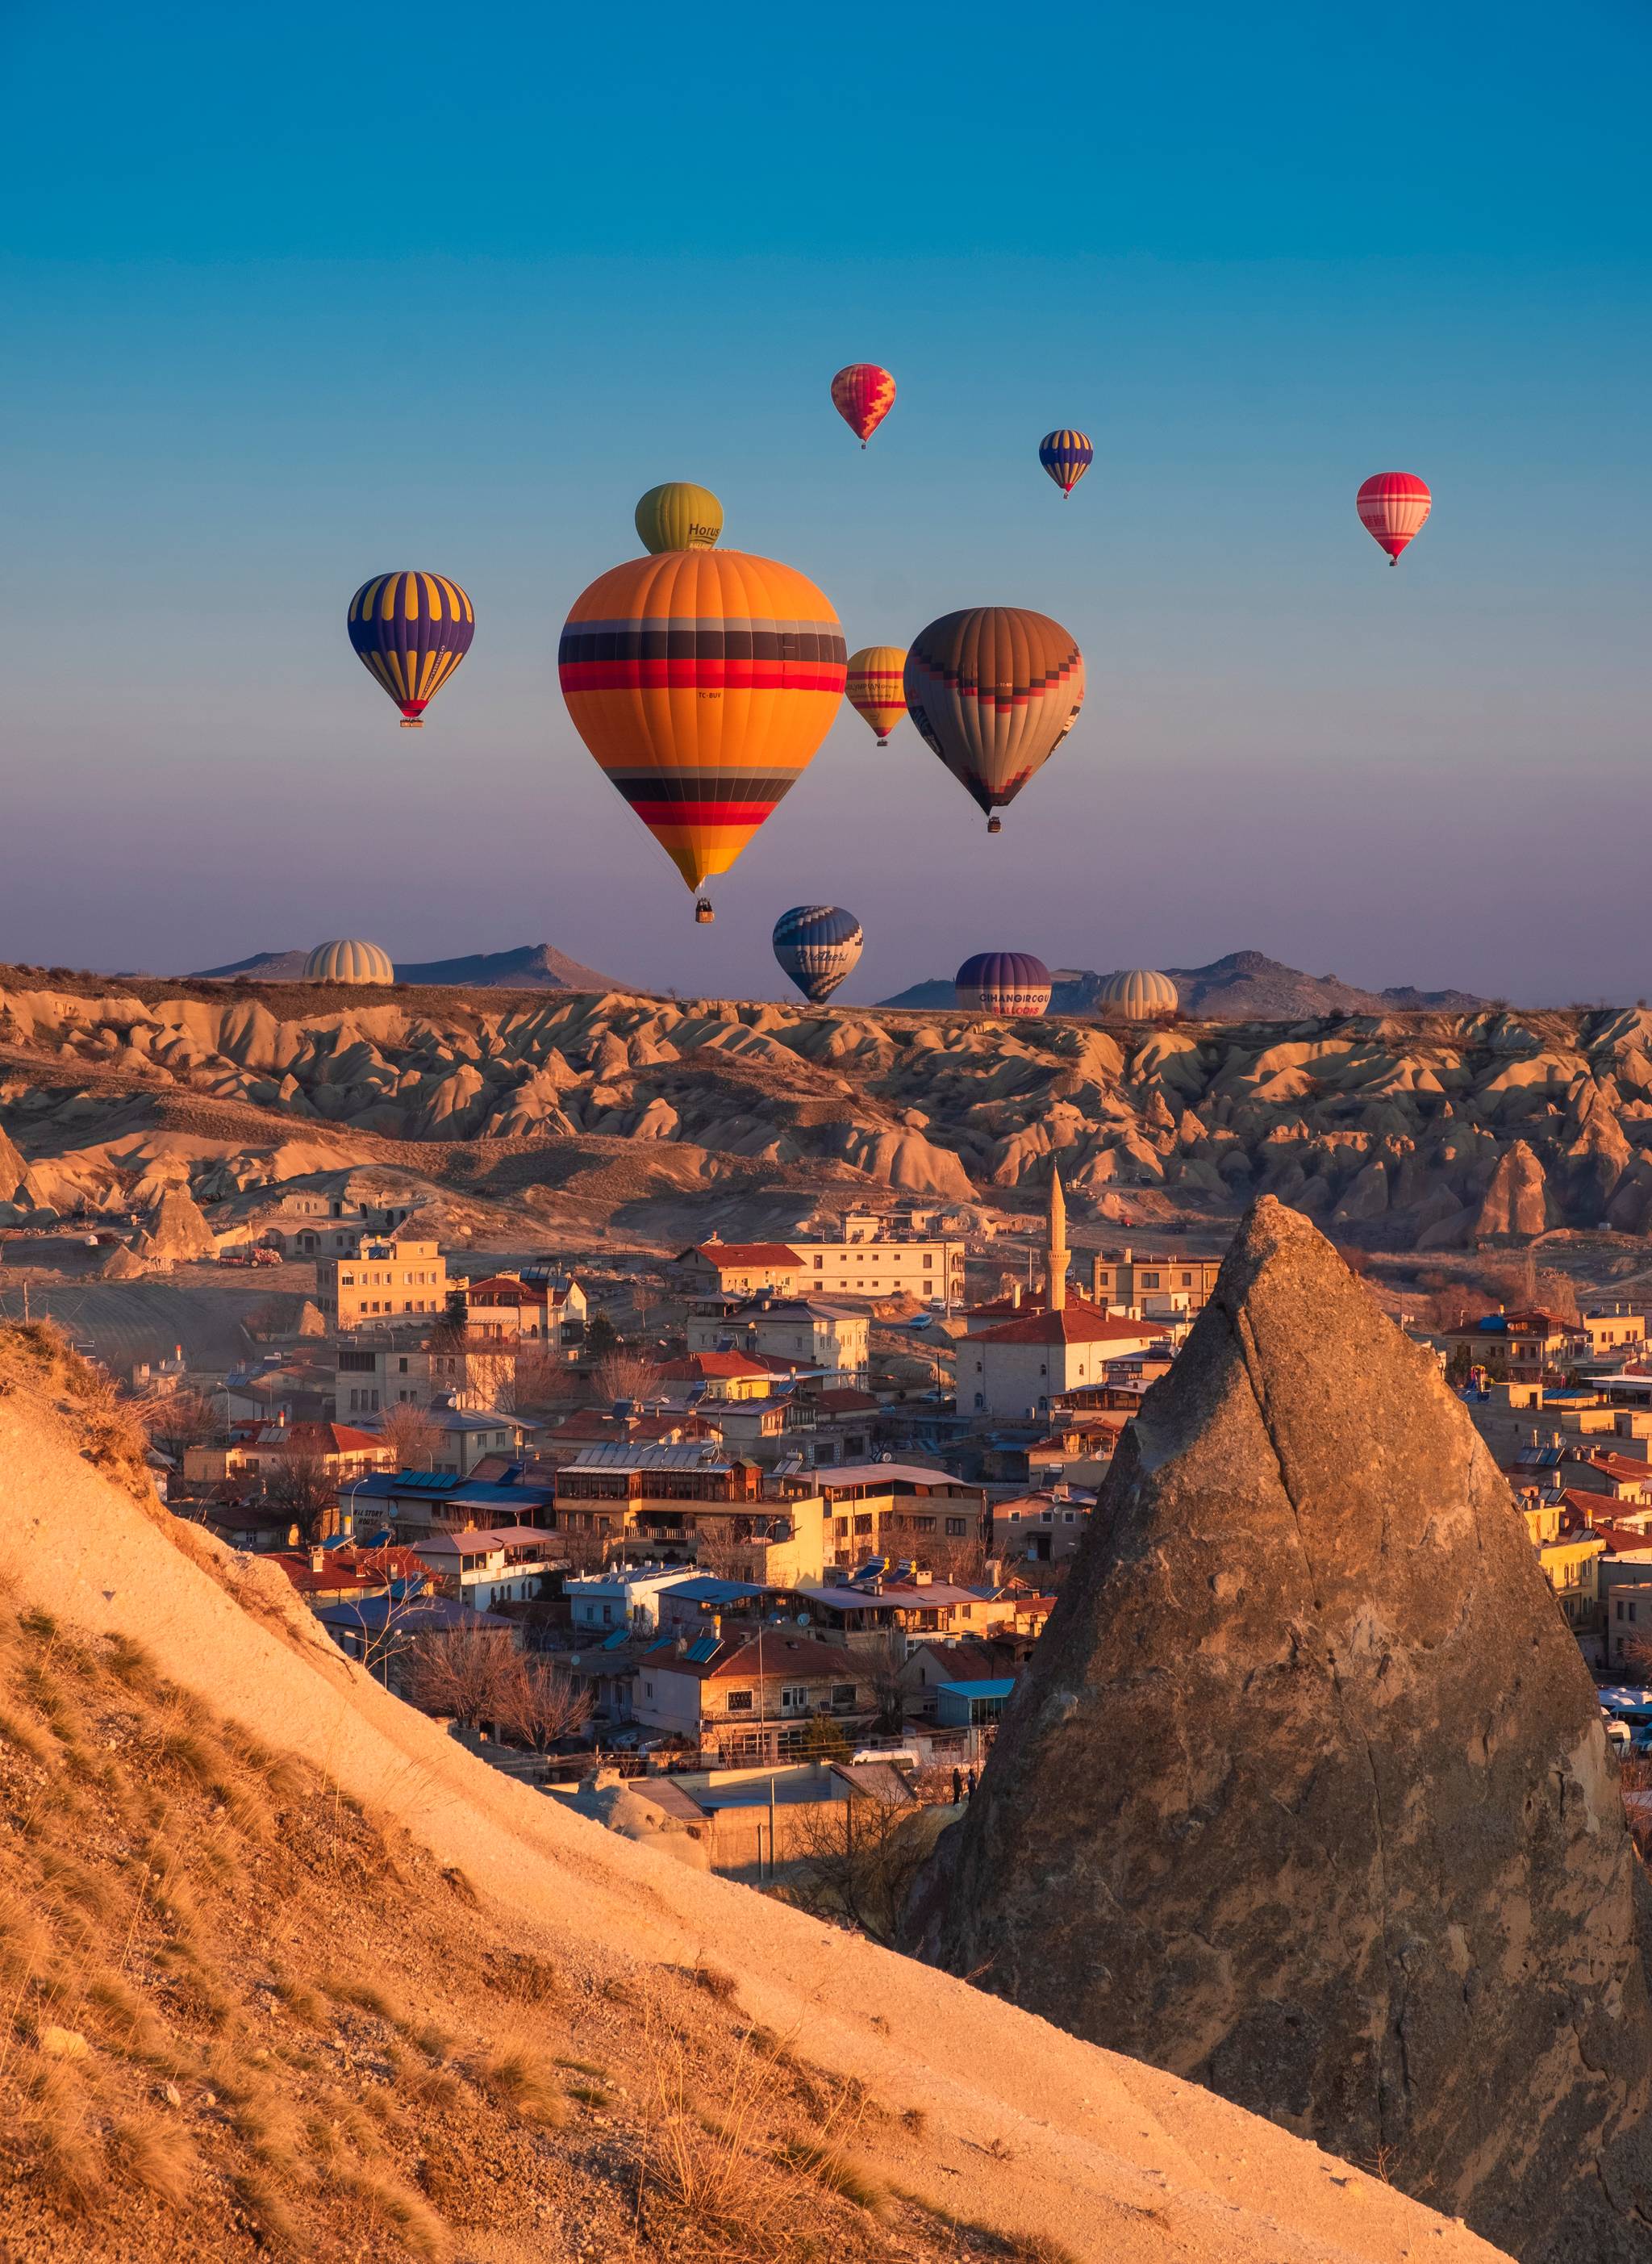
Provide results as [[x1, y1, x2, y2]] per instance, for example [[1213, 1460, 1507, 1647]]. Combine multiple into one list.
[[903, 1197, 1652, 2262]]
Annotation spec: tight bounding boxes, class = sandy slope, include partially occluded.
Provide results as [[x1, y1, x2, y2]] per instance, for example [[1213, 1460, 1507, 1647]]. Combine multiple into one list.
[[0, 1369, 1506, 2261]]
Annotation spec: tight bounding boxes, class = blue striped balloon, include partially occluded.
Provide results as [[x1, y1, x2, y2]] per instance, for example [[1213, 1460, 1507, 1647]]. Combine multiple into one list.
[[347, 570, 475, 727], [774, 905, 863, 1004], [1037, 429, 1094, 499], [956, 951, 1052, 1017]]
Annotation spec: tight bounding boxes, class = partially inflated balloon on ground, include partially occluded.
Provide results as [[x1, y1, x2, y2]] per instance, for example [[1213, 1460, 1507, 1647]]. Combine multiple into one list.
[[956, 953, 1052, 1017], [845, 645, 908, 745], [558, 551, 846, 916], [1356, 473, 1431, 564], [635, 483, 723, 554], [1096, 968, 1179, 1018], [347, 572, 474, 726], [831, 364, 895, 447], [1038, 430, 1093, 497], [773, 905, 862, 1003], [905, 608, 1084, 832]]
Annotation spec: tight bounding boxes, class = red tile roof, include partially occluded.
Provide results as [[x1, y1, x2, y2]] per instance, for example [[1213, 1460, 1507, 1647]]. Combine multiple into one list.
[[659, 1352, 772, 1381], [686, 1243, 804, 1271], [974, 1301, 1170, 1348]]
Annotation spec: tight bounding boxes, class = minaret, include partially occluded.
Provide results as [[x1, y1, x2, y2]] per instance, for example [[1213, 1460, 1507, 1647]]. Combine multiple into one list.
[[1046, 1162, 1068, 1314]]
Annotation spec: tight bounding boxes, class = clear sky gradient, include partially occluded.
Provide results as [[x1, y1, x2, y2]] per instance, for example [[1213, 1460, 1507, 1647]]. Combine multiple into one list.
[[2, 2, 1647, 1004]]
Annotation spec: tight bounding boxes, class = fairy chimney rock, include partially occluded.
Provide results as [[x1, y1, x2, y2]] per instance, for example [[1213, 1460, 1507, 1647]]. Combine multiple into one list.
[[902, 1194, 1652, 2262]]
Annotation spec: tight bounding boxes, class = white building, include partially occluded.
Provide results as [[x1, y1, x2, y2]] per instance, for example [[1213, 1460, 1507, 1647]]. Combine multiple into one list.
[[564, 1564, 699, 1637], [686, 1297, 869, 1383], [786, 1226, 966, 1306]]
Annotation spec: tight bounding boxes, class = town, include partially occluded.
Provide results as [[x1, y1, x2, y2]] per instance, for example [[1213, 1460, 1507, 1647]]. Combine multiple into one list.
[[48, 1156, 1637, 1903]]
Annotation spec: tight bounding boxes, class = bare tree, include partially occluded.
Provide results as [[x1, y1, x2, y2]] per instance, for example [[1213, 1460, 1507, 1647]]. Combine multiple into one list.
[[498, 1656, 594, 1751], [263, 1449, 338, 1546], [408, 1625, 519, 1726], [781, 1790, 935, 1946], [378, 1399, 440, 1470], [917, 1531, 989, 1586], [137, 1387, 219, 1465], [1533, 1269, 1581, 1326], [511, 1339, 569, 1412], [592, 1349, 660, 1406], [864, 1629, 907, 1734]]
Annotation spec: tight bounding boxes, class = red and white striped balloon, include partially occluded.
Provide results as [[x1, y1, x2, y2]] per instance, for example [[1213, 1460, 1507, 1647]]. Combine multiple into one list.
[[1357, 472, 1432, 565]]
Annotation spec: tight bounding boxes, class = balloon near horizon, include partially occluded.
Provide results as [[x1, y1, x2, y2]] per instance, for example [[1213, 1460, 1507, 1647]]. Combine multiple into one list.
[[955, 951, 1053, 1018], [304, 939, 395, 985], [634, 482, 724, 555], [845, 646, 908, 746], [906, 608, 1085, 835], [346, 572, 474, 726], [558, 550, 847, 920], [772, 904, 862, 1004], [1095, 967, 1179, 1018], [1356, 472, 1432, 564]]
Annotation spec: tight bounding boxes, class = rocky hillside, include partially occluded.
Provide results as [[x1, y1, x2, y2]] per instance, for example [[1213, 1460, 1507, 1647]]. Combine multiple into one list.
[[193, 943, 626, 991], [882, 949, 1490, 1021], [2, 969, 1652, 1251], [0, 1326, 1500, 2263]]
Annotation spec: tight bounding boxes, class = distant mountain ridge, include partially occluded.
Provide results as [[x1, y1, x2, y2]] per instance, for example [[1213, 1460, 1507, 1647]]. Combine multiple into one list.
[[879, 949, 1490, 1021], [193, 942, 630, 992]]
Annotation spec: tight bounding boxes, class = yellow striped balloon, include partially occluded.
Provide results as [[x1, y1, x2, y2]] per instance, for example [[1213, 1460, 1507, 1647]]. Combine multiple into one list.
[[845, 645, 908, 746], [346, 570, 475, 727]]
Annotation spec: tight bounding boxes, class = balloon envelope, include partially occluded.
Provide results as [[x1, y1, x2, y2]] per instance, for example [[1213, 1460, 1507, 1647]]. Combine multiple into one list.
[[1356, 472, 1431, 562], [905, 608, 1084, 820], [1096, 968, 1179, 1017], [773, 904, 862, 1003], [305, 939, 394, 985], [831, 363, 896, 446], [347, 572, 473, 725], [1038, 429, 1094, 496], [845, 645, 908, 745], [558, 550, 846, 896], [956, 952, 1052, 1018], [635, 482, 723, 554]]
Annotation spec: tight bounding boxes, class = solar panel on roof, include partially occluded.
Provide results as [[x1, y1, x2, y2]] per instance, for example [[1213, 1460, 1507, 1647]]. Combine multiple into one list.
[[686, 1634, 720, 1663], [600, 1627, 632, 1651]]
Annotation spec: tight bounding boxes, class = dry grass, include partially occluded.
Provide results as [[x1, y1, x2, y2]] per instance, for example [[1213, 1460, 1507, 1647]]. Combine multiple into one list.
[[774, 2137, 885, 2213]]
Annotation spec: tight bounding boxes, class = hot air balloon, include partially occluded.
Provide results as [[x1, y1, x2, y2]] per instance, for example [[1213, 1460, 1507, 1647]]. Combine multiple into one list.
[[1095, 968, 1179, 1019], [905, 608, 1084, 833], [635, 482, 723, 555], [845, 646, 908, 746], [1038, 430, 1093, 498], [559, 551, 846, 923], [955, 952, 1051, 1018], [304, 939, 394, 985], [773, 905, 862, 1004], [1356, 473, 1431, 565], [346, 572, 473, 726], [831, 364, 895, 448]]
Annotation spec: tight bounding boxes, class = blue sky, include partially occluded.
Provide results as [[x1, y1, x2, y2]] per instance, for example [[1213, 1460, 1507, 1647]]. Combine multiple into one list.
[[2, 1, 1647, 1002]]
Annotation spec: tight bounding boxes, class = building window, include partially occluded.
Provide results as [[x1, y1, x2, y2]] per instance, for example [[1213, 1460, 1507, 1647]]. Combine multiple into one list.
[[831, 1684, 857, 1708], [780, 1685, 807, 1712], [725, 1690, 754, 1712], [644, 1681, 653, 1698], [945, 1518, 968, 1537]]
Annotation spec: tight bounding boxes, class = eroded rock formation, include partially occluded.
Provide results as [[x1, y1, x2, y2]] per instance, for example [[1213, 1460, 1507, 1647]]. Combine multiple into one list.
[[902, 1197, 1652, 2262]]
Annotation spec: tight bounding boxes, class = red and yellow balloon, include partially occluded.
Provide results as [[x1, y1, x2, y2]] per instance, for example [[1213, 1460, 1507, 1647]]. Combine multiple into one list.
[[830, 364, 896, 447], [558, 551, 846, 917]]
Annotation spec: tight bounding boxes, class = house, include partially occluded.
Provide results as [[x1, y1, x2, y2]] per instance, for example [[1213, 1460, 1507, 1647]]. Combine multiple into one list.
[[536, 1407, 716, 1471], [657, 1351, 778, 1402], [414, 1528, 557, 1610], [1089, 1247, 1224, 1314], [786, 1463, 991, 1573], [1583, 1305, 1649, 1359], [1441, 1309, 1587, 1381], [552, 1442, 830, 1584], [548, 1756, 919, 1882], [269, 1542, 429, 1604], [445, 1269, 587, 1346], [424, 1397, 537, 1477], [676, 1240, 805, 1297], [315, 1237, 449, 1332], [782, 1225, 966, 1307], [1563, 1447, 1652, 1507], [336, 1332, 523, 1418], [183, 1420, 398, 1494], [311, 1596, 515, 1691], [631, 1630, 873, 1763], [344, 1468, 555, 1541], [934, 1677, 1014, 1729], [686, 1295, 869, 1385], [789, 1575, 1007, 1647], [192, 1500, 299, 1552], [991, 1489, 1091, 1566], [562, 1564, 700, 1637]]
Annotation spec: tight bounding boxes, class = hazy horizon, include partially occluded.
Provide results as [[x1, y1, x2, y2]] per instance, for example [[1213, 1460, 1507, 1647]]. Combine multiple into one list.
[[3, 2, 1646, 1007]]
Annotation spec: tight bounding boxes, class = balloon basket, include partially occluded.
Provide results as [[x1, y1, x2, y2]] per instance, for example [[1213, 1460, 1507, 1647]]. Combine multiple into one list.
[[398, 716, 424, 729], [695, 899, 715, 925], [876, 737, 888, 747], [987, 817, 1002, 835]]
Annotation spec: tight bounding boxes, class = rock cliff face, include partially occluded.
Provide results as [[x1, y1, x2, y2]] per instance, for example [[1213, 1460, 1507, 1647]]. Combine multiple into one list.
[[9, 971, 1652, 1243], [902, 1198, 1652, 2262]]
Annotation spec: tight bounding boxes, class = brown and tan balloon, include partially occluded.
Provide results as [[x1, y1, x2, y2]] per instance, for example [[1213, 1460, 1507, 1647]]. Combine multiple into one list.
[[903, 607, 1084, 833]]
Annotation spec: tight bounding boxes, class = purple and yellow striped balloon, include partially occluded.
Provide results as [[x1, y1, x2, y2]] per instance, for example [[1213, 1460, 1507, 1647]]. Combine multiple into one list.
[[1037, 430, 1093, 499], [347, 570, 475, 727]]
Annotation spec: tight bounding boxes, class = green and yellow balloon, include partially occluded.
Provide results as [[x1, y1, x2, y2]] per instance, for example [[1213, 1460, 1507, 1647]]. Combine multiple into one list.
[[635, 482, 724, 554]]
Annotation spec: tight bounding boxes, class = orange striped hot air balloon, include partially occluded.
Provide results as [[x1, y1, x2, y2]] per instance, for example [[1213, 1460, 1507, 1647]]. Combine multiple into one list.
[[904, 607, 1084, 834], [1356, 472, 1432, 565], [346, 571, 474, 725], [845, 645, 907, 746], [558, 551, 846, 921], [831, 363, 895, 447]]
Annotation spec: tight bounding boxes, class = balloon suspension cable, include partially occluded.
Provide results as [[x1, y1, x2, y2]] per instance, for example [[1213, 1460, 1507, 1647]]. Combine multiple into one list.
[[1390, 555, 1398, 566]]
